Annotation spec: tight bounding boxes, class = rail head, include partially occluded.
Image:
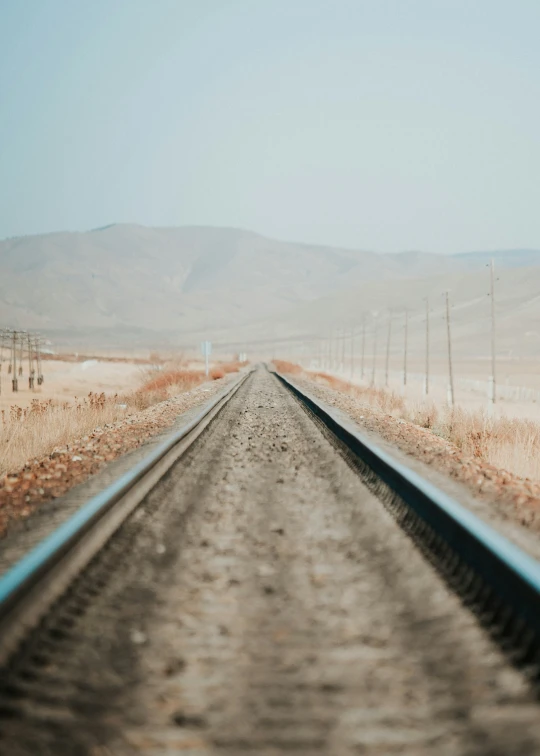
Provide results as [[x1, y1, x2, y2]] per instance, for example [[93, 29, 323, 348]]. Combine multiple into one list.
[[0, 369, 251, 662], [274, 368, 540, 655]]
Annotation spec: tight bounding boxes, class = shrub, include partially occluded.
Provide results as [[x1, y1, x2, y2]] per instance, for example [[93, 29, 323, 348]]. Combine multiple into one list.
[[210, 367, 225, 380], [273, 360, 303, 375]]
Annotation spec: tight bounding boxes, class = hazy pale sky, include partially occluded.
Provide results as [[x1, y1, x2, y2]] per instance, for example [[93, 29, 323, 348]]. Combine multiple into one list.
[[1, 0, 539, 253]]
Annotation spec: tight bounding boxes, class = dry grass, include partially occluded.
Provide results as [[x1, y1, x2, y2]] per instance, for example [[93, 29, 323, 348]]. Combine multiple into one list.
[[273, 360, 304, 376], [132, 368, 206, 408], [1, 361, 243, 477], [0, 394, 126, 477], [210, 361, 246, 381], [277, 361, 540, 482], [130, 361, 243, 409], [431, 409, 540, 480]]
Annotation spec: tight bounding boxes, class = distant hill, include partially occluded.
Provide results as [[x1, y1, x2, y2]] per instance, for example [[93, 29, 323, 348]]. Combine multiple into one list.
[[455, 249, 540, 268], [0, 223, 538, 348], [259, 263, 540, 359]]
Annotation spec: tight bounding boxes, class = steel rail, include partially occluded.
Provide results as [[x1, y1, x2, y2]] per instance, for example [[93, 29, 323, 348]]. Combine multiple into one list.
[[275, 369, 540, 662], [0, 369, 251, 664]]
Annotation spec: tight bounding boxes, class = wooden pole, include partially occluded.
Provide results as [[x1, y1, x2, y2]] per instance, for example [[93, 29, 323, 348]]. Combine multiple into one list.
[[445, 292, 455, 407], [28, 333, 35, 389], [361, 314, 366, 379], [385, 311, 392, 387], [36, 336, 44, 384], [349, 324, 354, 380], [403, 309, 408, 387], [371, 315, 378, 386], [489, 259, 496, 406], [12, 331, 18, 392], [18, 331, 24, 377], [424, 298, 430, 396]]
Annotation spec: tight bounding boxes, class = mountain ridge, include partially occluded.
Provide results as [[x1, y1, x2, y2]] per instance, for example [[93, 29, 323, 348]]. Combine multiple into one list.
[[0, 224, 538, 347]]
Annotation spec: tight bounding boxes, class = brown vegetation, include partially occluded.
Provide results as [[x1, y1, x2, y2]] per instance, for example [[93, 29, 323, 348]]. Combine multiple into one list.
[[0, 393, 125, 478], [272, 360, 304, 375], [210, 361, 246, 381], [140, 370, 202, 393], [0, 362, 243, 478], [277, 362, 540, 482], [210, 367, 225, 380]]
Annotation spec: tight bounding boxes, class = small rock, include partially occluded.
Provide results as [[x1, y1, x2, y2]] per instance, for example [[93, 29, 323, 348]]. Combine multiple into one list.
[[130, 629, 147, 645], [71, 455, 83, 462], [164, 657, 186, 676], [171, 711, 206, 728]]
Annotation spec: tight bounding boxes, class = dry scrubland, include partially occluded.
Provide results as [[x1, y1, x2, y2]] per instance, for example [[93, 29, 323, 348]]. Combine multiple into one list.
[[275, 360, 540, 483], [0, 360, 243, 477]]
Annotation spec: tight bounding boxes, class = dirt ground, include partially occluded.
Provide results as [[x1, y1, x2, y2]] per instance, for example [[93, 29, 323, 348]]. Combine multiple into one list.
[[3, 368, 540, 755], [0, 356, 223, 411], [0, 359, 145, 410]]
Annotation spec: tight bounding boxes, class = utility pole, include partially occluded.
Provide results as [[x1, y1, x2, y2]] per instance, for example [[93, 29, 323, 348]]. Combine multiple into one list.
[[361, 314, 366, 380], [12, 331, 18, 392], [424, 298, 430, 396], [36, 336, 44, 385], [403, 309, 408, 387], [28, 333, 35, 388], [349, 324, 354, 381], [385, 311, 392, 388], [18, 331, 24, 377], [0, 330, 6, 395], [489, 259, 496, 406], [371, 314, 378, 386], [445, 291, 455, 407], [341, 326, 346, 375]]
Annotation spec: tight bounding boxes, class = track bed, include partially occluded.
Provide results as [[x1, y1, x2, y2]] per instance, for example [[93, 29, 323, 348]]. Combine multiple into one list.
[[2, 368, 540, 755]]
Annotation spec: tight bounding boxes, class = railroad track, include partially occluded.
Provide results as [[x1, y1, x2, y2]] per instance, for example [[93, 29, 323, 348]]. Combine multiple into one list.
[[0, 365, 540, 754]]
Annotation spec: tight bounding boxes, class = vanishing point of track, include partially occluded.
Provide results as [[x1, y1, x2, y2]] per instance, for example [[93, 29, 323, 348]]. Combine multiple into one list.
[[1, 366, 540, 755]]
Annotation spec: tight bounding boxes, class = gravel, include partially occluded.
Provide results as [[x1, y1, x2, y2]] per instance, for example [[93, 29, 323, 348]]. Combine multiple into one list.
[[0, 373, 239, 569], [2, 367, 540, 755], [291, 374, 540, 554]]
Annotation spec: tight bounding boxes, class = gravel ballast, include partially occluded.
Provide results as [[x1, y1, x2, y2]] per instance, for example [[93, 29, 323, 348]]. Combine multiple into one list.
[[0, 374, 239, 542], [291, 374, 540, 542], [2, 367, 540, 755]]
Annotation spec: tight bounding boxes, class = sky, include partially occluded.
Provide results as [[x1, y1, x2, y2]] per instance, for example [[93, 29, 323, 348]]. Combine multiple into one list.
[[1, 0, 539, 253]]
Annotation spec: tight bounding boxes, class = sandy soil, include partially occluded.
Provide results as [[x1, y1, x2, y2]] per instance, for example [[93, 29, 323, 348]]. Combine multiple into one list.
[[2, 369, 540, 755], [0, 359, 145, 410]]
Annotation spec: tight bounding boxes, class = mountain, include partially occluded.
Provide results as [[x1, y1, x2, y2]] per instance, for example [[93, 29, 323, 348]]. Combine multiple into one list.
[[256, 264, 540, 359], [0, 223, 538, 349]]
